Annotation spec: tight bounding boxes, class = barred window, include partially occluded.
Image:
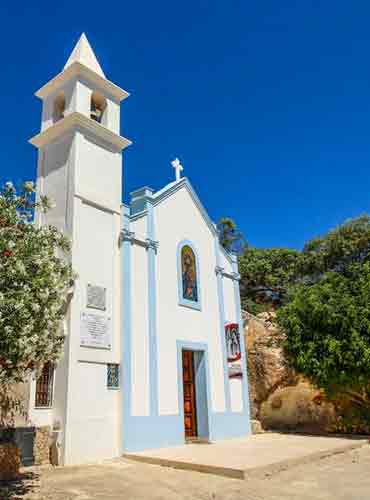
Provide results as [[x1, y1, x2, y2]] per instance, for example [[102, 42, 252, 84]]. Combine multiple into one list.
[[35, 362, 54, 407], [107, 364, 120, 389]]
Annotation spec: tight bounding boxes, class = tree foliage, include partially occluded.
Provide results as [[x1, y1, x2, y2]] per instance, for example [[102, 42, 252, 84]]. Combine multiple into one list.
[[217, 217, 247, 256], [236, 214, 370, 421], [238, 247, 301, 313], [0, 181, 74, 390], [277, 263, 370, 394], [238, 215, 370, 313]]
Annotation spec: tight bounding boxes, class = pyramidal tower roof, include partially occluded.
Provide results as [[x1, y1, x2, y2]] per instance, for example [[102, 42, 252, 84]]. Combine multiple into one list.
[[64, 33, 105, 78]]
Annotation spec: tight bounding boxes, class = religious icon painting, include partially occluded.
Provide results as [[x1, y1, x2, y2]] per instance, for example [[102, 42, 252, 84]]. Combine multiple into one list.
[[225, 322, 243, 378], [181, 245, 198, 303]]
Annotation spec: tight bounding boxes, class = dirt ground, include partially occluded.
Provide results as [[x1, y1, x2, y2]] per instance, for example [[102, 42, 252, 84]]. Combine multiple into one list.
[[1, 444, 370, 500]]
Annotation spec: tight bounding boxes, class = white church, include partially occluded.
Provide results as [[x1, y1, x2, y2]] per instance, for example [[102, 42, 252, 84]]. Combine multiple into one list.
[[27, 34, 251, 465]]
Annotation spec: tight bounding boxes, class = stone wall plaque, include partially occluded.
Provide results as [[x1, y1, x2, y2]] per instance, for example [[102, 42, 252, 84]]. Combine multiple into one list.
[[86, 284, 106, 311], [80, 312, 111, 349]]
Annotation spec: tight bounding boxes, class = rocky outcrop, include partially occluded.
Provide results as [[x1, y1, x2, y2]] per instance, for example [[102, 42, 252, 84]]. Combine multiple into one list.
[[244, 311, 294, 420], [244, 311, 337, 433]]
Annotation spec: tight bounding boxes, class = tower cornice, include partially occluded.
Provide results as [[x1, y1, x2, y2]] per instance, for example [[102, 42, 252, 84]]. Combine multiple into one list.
[[35, 62, 129, 103], [29, 111, 132, 151]]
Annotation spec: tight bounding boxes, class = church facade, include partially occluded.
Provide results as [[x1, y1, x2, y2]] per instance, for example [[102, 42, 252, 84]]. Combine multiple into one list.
[[28, 34, 251, 465]]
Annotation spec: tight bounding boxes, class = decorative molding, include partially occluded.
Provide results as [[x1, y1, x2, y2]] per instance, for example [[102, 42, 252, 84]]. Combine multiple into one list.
[[231, 272, 241, 281], [75, 192, 121, 215], [119, 228, 135, 245], [215, 265, 224, 276], [153, 178, 218, 238], [118, 229, 159, 251], [145, 238, 159, 252], [29, 111, 131, 152], [35, 61, 129, 102], [215, 266, 240, 281]]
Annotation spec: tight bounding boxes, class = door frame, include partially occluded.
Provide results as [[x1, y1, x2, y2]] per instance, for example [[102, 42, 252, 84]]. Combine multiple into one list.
[[177, 341, 211, 441]]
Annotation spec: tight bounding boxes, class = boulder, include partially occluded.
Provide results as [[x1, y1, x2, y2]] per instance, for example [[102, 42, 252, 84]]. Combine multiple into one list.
[[245, 311, 337, 434], [245, 311, 294, 419]]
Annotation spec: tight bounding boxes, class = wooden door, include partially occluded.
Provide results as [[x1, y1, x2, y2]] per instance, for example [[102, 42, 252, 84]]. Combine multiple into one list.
[[182, 350, 198, 438]]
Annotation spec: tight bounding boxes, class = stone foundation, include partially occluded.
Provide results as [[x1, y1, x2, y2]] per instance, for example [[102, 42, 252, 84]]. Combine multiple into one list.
[[33, 426, 51, 465]]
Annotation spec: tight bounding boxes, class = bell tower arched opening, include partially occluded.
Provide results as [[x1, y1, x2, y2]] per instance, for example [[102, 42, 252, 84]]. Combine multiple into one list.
[[53, 92, 65, 123], [90, 91, 107, 124]]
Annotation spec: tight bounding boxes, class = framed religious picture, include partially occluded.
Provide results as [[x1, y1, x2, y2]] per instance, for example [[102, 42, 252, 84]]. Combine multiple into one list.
[[225, 322, 243, 378], [181, 245, 198, 303]]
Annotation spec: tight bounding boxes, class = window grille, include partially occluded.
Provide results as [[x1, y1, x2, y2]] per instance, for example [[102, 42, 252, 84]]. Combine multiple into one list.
[[107, 364, 120, 389], [35, 362, 54, 407]]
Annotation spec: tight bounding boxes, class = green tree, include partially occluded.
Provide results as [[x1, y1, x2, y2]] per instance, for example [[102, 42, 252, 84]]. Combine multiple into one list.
[[238, 215, 370, 314], [277, 262, 370, 424], [217, 217, 246, 255], [298, 215, 370, 278], [238, 247, 301, 313], [0, 181, 75, 425]]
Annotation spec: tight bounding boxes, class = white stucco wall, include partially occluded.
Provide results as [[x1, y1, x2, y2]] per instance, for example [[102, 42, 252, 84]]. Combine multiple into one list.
[[38, 136, 72, 231], [75, 135, 122, 212], [230, 378, 243, 412], [131, 215, 147, 241], [154, 187, 227, 415], [130, 243, 150, 416], [223, 276, 236, 324], [220, 249, 233, 276], [63, 195, 121, 464], [35, 131, 123, 464]]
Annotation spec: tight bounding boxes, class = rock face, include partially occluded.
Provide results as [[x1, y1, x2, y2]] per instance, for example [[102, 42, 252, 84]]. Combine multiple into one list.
[[244, 311, 337, 433], [245, 311, 294, 420]]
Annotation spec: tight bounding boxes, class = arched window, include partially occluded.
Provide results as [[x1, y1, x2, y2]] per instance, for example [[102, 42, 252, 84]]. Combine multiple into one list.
[[178, 241, 201, 310], [90, 90, 107, 124], [53, 92, 65, 122]]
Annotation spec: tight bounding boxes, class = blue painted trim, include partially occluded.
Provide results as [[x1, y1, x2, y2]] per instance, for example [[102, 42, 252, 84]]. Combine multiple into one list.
[[130, 187, 155, 215], [214, 238, 231, 412], [152, 178, 218, 238], [123, 338, 249, 452], [231, 254, 252, 434], [176, 341, 211, 440], [176, 239, 202, 311], [147, 200, 159, 416], [130, 186, 155, 199], [194, 351, 209, 438], [121, 206, 133, 453]]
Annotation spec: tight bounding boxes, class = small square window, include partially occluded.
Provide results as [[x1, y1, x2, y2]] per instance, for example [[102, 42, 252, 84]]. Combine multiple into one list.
[[107, 364, 120, 389]]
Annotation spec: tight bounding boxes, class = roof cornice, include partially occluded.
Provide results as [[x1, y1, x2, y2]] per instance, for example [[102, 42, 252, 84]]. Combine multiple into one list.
[[29, 111, 132, 151], [35, 62, 129, 102], [129, 178, 234, 263]]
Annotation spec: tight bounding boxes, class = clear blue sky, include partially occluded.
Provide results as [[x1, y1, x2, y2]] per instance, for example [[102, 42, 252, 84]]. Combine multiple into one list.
[[0, 1, 369, 249]]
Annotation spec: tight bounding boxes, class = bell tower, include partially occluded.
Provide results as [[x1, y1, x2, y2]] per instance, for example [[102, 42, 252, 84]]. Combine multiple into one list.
[[30, 34, 131, 465]]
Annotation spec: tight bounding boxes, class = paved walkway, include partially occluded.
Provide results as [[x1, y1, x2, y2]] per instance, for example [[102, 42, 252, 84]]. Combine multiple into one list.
[[125, 433, 368, 478], [1, 436, 369, 500]]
